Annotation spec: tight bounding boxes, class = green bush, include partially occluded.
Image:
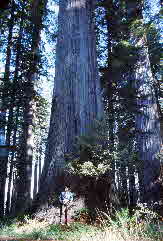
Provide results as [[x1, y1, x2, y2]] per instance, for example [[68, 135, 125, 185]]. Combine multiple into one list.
[[73, 208, 91, 221], [98, 205, 162, 240]]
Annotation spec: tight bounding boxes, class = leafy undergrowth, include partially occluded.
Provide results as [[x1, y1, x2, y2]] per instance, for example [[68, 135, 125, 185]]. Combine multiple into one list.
[[0, 207, 163, 241]]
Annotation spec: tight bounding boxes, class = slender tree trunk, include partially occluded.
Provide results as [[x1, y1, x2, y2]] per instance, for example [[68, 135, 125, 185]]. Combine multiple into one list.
[[105, 1, 117, 181], [33, 162, 38, 198], [104, 0, 128, 206], [0, 110, 7, 217], [36, 0, 103, 208], [9, 8, 24, 215], [5, 107, 19, 216], [128, 140, 136, 207], [10, 171, 17, 215], [0, 1, 15, 217], [37, 138, 43, 193]]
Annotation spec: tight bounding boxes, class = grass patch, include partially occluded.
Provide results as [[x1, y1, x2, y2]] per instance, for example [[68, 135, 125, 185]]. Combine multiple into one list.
[[0, 207, 163, 241], [0, 219, 100, 240]]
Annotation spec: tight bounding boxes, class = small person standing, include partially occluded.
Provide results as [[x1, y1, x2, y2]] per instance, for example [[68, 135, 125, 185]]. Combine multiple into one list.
[[59, 186, 73, 225]]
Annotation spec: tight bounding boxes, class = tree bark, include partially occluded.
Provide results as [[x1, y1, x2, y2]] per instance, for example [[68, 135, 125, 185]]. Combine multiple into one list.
[[135, 41, 161, 202], [126, 0, 161, 203], [37, 0, 103, 207]]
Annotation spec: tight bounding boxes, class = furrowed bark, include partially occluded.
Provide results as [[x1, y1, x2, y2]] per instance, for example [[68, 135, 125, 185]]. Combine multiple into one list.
[[36, 0, 103, 208], [126, 0, 161, 203]]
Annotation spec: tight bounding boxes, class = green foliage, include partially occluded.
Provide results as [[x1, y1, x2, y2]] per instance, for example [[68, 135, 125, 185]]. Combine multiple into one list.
[[73, 208, 91, 221], [111, 40, 140, 71], [146, 23, 162, 78], [0, 221, 17, 237], [67, 118, 112, 178], [109, 208, 133, 231], [129, 19, 145, 38], [98, 205, 162, 240], [38, 222, 99, 240], [17, 214, 31, 223]]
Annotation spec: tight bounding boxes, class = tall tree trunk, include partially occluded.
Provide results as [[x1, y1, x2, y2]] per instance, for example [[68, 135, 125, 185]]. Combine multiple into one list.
[[9, 7, 25, 215], [14, 97, 35, 215], [0, 110, 7, 217], [126, 0, 161, 203], [36, 0, 103, 208], [0, 1, 15, 217], [135, 42, 161, 203], [103, 0, 129, 206], [104, 0, 117, 181], [13, 0, 47, 215]]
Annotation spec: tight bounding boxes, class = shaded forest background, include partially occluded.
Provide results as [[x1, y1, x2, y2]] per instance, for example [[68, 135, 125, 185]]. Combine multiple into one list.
[[0, 0, 162, 218]]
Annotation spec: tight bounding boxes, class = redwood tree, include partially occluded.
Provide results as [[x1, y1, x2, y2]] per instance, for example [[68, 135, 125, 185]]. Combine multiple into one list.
[[125, 0, 161, 203], [37, 0, 103, 206]]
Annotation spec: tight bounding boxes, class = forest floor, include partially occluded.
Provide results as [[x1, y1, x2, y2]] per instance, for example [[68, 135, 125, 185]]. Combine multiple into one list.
[[0, 205, 163, 241], [0, 220, 162, 241]]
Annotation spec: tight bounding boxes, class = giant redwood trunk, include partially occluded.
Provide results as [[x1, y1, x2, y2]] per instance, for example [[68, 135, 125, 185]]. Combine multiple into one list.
[[126, 0, 161, 203], [37, 0, 103, 206]]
